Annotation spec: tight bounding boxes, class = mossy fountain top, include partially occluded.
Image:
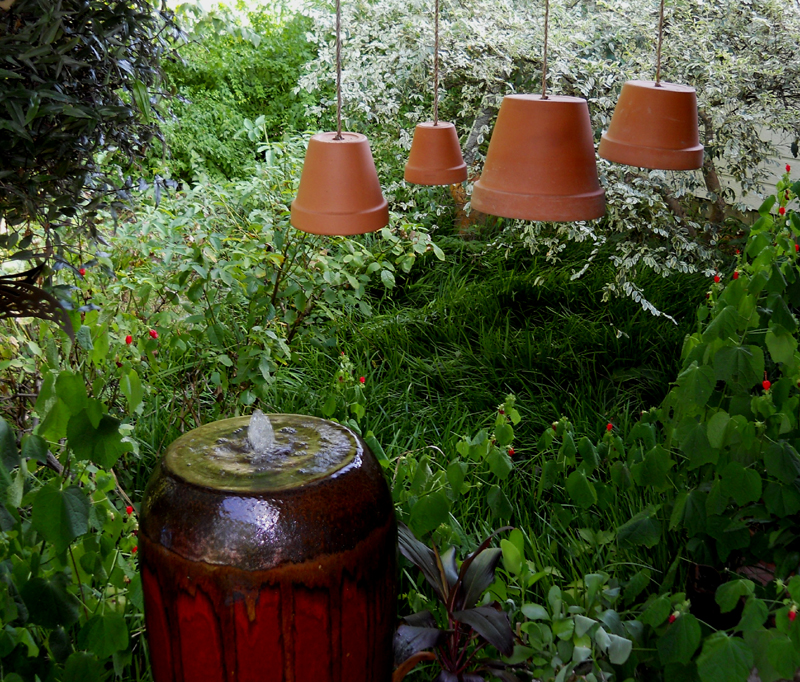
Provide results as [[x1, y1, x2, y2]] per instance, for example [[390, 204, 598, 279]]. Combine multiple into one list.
[[163, 411, 358, 493]]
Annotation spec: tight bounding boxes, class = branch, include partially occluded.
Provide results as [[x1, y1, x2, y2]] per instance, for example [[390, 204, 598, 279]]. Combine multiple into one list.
[[698, 110, 728, 224]]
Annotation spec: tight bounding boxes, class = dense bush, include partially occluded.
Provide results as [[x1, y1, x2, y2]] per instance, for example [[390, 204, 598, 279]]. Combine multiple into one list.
[[153, 4, 320, 180]]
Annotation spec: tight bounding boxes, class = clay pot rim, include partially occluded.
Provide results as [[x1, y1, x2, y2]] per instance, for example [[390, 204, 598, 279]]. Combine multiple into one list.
[[599, 138, 705, 154], [503, 94, 588, 104], [624, 79, 697, 93], [310, 131, 367, 144], [414, 120, 457, 129]]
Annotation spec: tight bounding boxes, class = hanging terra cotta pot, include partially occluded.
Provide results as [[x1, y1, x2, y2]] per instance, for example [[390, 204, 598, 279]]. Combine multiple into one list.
[[598, 80, 703, 170], [471, 94, 605, 222], [291, 132, 389, 236], [404, 122, 467, 185]]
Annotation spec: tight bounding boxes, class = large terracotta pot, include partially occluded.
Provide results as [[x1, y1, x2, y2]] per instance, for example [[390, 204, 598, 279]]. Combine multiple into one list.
[[598, 80, 704, 170], [140, 414, 397, 682], [291, 132, 389, 236], [471, 94, 605, 222], [404, 122, 468, 186]]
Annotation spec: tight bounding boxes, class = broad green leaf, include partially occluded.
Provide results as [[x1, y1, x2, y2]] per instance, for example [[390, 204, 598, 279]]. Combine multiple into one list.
[[566, 470, 597, 509], [675, 362, 716, 407], [737, 597, 768, 632], [487, 484, 513, 520], [669, 491, 688, 530], [447, 460, 468, 496], [706, 411, 730, 450], [578, 436, 600, 473], [551, 617, 574, 640], [521, 603, 550, 621], [639, 595, 671, 627], [20, 572, 80, 628], [574, 614, 596, 637], [607, 633, 633, 665], [559, 432, 577, 462], [764, 442, 800, 484], [77, 613, 128, 658], [696, 633, 754, 682], [67, 411, 127, 468], [495, 423, 514, 447], [766, 632, 800, 680], [765, 330, 797, 364], [617, 506, 661, 548], [0, 417, 19, 471], [713, 344, 764, 388], [702, 305, 740, 343], [715, 579, 754, 613], [631, 444, 674, 490], [55, 371, 88, 415], [409, 491, 450, 536], [683, 489, 707, 536], [321, 395, 336, 417], [486, 447, 513, 480], [764, 481, 800, 516], [31, 484, 90, 553], [380, 269, 395, 288], [63, 652, 105, 682], [720, 462, 762, 506], [21, 434, 48, 464], [624, 569, 651, 603], [119, 369, 144, 414], [677, 418, 717, 469], [658, 613, 702, 665], [500, 539, 523, 576], [461, 548, 502, 610]]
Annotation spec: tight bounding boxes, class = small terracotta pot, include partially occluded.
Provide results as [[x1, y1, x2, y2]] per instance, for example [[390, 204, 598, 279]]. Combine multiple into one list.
[[598, 80, 704, 170], [291, 132, 389, 236], [471, 95, 605, 222], [404, 121, 468, 186]]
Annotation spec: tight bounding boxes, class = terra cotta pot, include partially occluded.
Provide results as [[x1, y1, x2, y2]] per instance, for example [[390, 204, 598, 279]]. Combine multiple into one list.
[[471, 94, 605, 222], [404, 121, 468, 186]]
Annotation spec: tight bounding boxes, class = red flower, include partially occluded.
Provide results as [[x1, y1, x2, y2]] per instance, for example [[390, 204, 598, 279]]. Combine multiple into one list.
[[732, 271, 739, 280], [787, 164, 792, 173], [126, 505, 133, 515], [606, 423, 613, 432], [78, 268, 86, 277], [498, 408, 505, 415], [125, 335, 133, 345], [359, 376, 365, 384], [735, 249, 740, 255], [552, 422, 558, 431], [763, 379, 771, 391], [132, 546, 138, 554], [713, 274, 720, 283], [508, 448, 515, 457], [149, 329, 158, 339], [779, 207, 786, 216], [790, 607, 797, 622], [668, 613, 677, 624], [796, 244, 799, 252]]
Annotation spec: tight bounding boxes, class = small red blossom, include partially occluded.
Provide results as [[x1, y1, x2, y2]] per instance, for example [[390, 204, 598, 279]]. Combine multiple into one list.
[[498, 408, 505, 415], [359, 376, 365, 384], [508, 448, 515, 457], [552, 422, 558, 431], [125, 335, 133, 345], [126, 505, 133, 515], [796, 244, 799, 253], [733, 271, 739, 280], [706, 292, 710, 299], [763, 379, 772, 391], [115, 361, 122, 368], [606, 423, 613, 432], [149, 329, 158, 339], [78, 268, 86, 276], [132, 546, 138, 554], [788, 164, 792, 173], [779, 207, 786, 216], [735, 249, 740, 255], [790, 606, 797, 622], [668, 613, 677, 624], [713, 274, 720, 283]]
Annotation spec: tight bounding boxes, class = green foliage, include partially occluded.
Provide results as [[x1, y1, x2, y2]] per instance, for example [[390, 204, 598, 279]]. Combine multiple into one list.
[[156, 3, 318, 180], [0, 0, 175, 237]]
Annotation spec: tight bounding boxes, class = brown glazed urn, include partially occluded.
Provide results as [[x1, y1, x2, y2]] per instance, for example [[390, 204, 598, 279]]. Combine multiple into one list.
[[598, 80, 704, 170], [404, 121, 468, 186], [140, 413, 397, 682], [291, 132, 389, 236], [471, 94, 605, 222]]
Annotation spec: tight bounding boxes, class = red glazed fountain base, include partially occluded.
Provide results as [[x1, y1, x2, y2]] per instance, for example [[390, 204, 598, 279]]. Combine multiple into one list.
[[141, 516, 396, 682]]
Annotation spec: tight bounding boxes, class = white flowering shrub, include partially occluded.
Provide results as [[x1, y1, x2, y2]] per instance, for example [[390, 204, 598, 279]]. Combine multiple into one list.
[[296, 0, 800, 314]]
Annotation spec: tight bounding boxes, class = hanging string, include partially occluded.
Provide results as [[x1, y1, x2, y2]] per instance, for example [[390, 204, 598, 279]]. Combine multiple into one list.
[[335, 0, 343, 139], [655, 0, 665, 87], [433, 0, 439, 125], [541, 0, 550, 100]]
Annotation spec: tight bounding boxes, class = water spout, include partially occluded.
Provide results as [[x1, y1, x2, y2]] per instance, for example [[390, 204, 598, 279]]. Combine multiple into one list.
[[248, 409, 275, 457]]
